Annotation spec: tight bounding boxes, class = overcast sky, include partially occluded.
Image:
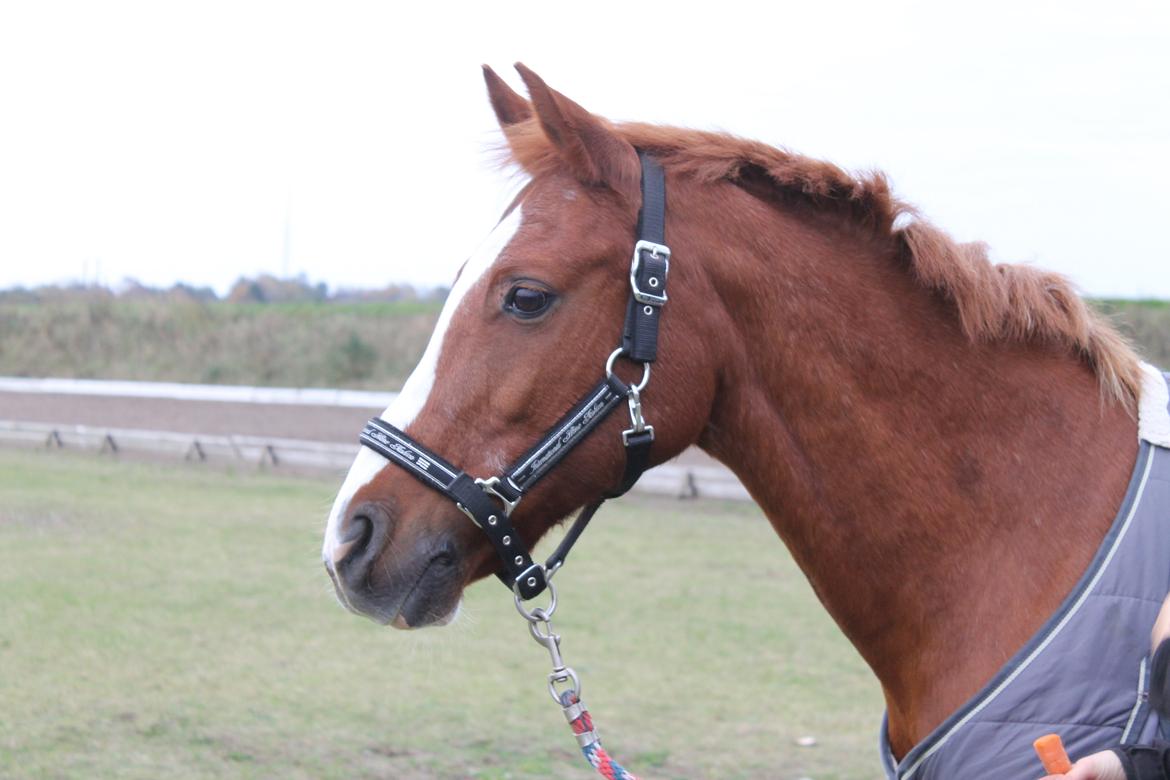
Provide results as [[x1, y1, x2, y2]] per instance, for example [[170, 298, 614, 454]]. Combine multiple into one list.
[[1, 1, 1167, 297]]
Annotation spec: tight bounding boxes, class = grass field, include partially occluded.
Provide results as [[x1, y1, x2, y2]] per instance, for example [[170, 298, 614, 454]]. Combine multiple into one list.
[[0, 299, 441, 389], [1, 297, 1166, 390], [0, 450, 884, 780]]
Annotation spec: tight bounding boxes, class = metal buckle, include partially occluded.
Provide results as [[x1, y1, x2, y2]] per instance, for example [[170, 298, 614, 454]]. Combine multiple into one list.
[[475, 475, 521, 516], [630, 240, 670, 306], [621, 426, 655, 446], [455, 502, 481, 528], [621, 384, 655, 445]]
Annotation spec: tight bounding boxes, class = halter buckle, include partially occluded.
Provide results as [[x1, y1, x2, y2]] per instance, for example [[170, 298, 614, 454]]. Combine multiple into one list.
[[475, 475, 521, 516], [621, 426, 655, 446], [621, 385, 655, 445], [456, 502, 480, 527], [630, 240, 670, 306]]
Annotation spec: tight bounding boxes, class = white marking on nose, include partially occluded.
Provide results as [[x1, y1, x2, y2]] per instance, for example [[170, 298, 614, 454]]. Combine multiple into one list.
[[322, 204, 525, 565]]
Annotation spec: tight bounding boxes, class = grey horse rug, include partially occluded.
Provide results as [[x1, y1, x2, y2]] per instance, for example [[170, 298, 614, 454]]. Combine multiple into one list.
[[880, 363, 1170, 779]]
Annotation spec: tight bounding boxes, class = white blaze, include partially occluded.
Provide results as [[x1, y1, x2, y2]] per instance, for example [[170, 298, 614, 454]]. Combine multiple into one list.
[[322, 205, 524, 564]]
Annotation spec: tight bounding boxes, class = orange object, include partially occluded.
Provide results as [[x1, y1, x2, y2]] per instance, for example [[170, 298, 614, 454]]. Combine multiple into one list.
[[1034, 733, 1073, 775]]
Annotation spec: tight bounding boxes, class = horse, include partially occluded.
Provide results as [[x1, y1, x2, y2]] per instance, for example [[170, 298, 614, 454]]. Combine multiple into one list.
[[321, 63, 1170, 778]]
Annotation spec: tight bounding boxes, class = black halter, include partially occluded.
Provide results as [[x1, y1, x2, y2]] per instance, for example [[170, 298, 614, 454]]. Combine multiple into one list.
[[358, 152, 669, 601]]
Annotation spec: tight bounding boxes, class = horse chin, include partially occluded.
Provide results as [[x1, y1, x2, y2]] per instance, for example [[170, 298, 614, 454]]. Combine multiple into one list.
[[391, 598, 463, 630], [381, 554, 465, 629]]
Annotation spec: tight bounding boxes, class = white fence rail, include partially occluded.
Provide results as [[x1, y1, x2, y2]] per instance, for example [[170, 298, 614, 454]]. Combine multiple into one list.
[[0, 420, 750, 502], [0, 376, 396, 408]]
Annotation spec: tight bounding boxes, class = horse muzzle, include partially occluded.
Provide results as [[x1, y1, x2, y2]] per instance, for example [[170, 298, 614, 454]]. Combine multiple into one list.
[[324, 501, 463, 628]]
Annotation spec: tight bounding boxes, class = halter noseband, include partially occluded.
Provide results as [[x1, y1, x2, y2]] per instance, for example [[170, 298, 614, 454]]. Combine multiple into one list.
[[358, 152, 669, 601]]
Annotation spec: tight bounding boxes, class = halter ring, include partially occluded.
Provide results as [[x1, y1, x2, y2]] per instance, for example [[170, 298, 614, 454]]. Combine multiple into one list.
[[605, 347, 651, 393], [515, 574, 557, 619]]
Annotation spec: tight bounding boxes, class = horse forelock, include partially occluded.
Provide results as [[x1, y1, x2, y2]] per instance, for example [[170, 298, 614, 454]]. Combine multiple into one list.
[[498, 118, 1142, 409]]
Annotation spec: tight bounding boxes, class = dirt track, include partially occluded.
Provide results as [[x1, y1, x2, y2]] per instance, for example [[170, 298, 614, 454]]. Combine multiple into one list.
[[0, 392, 374, 443], [0, 391, 723, 468]]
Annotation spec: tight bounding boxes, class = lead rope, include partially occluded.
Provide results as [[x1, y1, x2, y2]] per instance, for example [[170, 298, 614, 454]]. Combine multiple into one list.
[[516, 580, 641, 780]]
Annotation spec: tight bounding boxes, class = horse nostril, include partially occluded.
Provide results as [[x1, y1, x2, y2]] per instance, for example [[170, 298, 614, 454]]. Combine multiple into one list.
[[334, 502, 392, 576], [342, 513, 373, 551]]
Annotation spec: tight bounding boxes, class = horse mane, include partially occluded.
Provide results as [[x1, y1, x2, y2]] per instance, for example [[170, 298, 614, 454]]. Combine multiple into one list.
[[501, 119, 1142, 408]]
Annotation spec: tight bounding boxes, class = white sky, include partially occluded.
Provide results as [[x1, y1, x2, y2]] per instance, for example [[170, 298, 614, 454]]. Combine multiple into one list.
[[1, 1, 1167, 297]]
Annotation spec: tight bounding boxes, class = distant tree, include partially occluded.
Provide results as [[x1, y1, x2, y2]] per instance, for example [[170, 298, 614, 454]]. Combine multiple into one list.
[[169, 282, 218, 303], [226, 278, 266, 303], [118, 278, 159, 299], [330, 282, 445, 303], [0, 286, 38, 303], [0, 274, 446, 306]]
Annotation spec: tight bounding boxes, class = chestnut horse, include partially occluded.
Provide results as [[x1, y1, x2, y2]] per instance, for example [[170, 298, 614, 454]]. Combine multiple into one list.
[[322, 64, 1167, 774]]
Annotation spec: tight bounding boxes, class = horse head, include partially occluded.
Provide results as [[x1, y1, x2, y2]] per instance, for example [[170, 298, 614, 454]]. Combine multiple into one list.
[[321, 64, 717, 627]]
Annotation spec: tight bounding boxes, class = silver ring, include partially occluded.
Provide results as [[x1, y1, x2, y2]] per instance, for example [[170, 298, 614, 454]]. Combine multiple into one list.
[[605, 347, 650, 392], [514, 576, 556, 621]]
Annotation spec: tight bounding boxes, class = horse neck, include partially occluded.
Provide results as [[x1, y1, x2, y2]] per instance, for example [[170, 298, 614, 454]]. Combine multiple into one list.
[[675, 181, 1139, 755]]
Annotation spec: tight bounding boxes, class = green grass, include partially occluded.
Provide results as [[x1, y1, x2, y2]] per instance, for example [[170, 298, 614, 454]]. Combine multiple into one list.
[[0, 451, 883, 779], [1, 297, 1167, 390], [0, 299, 442, 389]]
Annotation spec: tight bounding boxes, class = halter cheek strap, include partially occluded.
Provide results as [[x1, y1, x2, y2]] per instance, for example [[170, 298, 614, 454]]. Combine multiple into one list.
[[624, 150, 669, 363], [358, 151, 669, 601]]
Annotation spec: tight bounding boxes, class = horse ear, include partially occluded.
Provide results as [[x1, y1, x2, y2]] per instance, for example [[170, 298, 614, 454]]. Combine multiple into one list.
[[513, 62, 639, 201], [482, 65, 532, 127]]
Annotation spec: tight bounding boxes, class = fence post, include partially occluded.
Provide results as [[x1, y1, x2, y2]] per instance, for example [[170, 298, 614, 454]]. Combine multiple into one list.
[[260, 445, 279, 467]]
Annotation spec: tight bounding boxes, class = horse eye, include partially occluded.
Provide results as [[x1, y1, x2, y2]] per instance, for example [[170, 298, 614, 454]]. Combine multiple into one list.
[[504, 285, 554, 319]]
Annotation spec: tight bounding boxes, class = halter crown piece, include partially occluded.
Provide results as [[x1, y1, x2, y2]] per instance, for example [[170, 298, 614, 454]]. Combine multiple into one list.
[[358, 151, 669, 601]]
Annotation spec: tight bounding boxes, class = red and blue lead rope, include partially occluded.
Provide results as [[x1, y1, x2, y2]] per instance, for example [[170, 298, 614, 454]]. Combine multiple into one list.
[[559, 691, 639, 780]]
